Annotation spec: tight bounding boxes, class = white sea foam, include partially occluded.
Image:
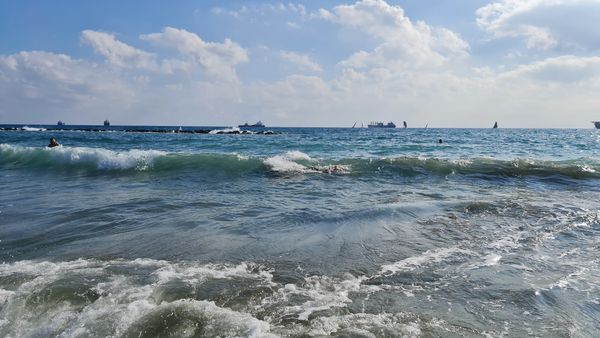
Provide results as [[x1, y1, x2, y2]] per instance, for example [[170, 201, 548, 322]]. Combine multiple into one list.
[[297, 313, 422, 337], [284, 150, 313, 161], [482, 254, 502, 267], [263, 155, 311, 173], [209, 127, 244, 134], [263, 151, 315, 173], [0, 289, 15, 304], [0, 257, 429, 337], [488, 233, 523, 251], [548, 267, 589, 290], [153, 261, 274, 286], [21, 126, 47, 131], [0, 259, 277, 337], [269, 274, 367, 321], [379, 247, 474, 275], [0, 144, 166, 170], [51, 146, 166, 170], [263, 151, 350, 174]]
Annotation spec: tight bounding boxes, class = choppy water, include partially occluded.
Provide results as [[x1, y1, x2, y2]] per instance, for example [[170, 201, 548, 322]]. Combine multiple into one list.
[[1, 125, 600, 337]]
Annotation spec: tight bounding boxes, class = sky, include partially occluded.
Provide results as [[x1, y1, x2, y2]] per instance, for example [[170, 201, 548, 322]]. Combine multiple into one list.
[[1, 0, 600, 128]]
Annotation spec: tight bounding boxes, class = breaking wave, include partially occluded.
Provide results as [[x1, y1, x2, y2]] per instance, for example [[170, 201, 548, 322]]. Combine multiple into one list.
[[0, 258, 489, 337], [21, 126, 47, 132], [1, 144, 599, 178]]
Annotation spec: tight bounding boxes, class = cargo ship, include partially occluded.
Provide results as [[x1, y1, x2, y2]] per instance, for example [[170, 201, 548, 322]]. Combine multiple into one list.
[[238, 121, 265, 128], [368, 121, 396, 128]]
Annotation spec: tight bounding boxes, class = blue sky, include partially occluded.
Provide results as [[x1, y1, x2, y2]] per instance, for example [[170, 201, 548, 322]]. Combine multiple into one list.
[[2, 0, 600, 127]]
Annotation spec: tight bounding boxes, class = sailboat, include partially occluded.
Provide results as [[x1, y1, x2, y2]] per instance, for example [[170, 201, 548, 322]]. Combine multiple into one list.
[[425, 123, 428, 129], [493, 121, 498, 129], [403, 121, 407, 128], [352, 121, 357, 128]]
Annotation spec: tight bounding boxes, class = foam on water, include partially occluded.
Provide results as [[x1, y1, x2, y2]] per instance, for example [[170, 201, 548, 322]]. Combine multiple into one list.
[[0, 144, 166, 171], [2, 143, 600, 178], [379, 247, 474, 275], [2, 128, 600, 336], [209, 127, 242, 134], [0, 259, 277, 337], [263, 151, 316, 173], [20, 126, 47, 131], [0, 258, 477, 337]]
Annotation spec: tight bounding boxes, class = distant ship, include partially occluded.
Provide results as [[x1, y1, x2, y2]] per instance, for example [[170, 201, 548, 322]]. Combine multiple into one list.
[[238, 121, 265, 128], [493, 121, 498, 129], [104, 120, 110, 126], [57, 120, 65, 126], [593, 121, 600, 129], [368, 121, 396, 128], [403, 121, 407, 128]]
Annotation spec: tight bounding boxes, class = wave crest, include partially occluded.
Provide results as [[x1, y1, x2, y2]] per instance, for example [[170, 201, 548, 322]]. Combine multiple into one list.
[[0, 144, 165, 171], [1, 144, 599, 178]]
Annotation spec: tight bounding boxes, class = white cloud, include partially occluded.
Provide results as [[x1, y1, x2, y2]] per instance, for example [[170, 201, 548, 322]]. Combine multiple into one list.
[[3, 3, 600, 128], [286, 21, 301, 29], [501, 55, 600, 83], [140, 27, 248, 82], [319, 0, 469, 70], [81, 30, 195, 75], [0, 51, 135, 122], [476, 0, 600, 51], [210, 6, 248, 18], [211, 3, 306, 18], [311, 8, 334, 20], [280, 51, 322, 72], [0, 27, 251, 124], [81, 30, 156, 69]]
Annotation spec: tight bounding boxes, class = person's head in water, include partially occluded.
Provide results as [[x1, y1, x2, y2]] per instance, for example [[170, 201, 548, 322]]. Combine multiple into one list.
[[48, 138, 59, 148], [438, 138, 443, 144]]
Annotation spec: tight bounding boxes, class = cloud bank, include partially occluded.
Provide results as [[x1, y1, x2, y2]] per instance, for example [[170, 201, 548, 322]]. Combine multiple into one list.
[[1, 0, 600, 127]]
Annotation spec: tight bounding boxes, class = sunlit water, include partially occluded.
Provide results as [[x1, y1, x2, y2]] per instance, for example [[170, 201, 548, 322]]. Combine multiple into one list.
[[1, 125, 599, 337]]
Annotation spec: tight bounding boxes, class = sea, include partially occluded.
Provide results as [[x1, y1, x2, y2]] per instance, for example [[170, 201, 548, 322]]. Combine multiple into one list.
[[1, 125, 599, 337]]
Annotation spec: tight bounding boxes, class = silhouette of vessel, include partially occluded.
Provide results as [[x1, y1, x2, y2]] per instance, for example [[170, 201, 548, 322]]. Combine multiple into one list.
[[368, 122, 396, 128], [238, 121, 265, 128]]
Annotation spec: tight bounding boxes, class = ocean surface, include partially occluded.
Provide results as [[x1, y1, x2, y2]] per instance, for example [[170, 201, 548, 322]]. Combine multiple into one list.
[[1, 125, 599, 337]]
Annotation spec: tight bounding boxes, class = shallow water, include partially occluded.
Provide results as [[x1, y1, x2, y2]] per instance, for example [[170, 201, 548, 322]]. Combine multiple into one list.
[[1, 126, 599, 337]]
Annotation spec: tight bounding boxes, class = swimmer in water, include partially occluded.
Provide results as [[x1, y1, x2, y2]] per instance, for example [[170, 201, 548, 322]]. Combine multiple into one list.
[[438, 138, 443, 144], [48, 138, 60, 148]]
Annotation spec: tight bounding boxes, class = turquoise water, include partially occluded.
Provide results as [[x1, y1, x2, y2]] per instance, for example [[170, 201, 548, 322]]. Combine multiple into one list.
[[1, 125, 600, 336]]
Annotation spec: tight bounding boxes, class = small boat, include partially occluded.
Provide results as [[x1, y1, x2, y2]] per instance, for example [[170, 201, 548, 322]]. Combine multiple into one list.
[[593, 121, 600, 129], [104, 120, 110, 126], [238, 121, 265, 128], [351, 122, 357, 128], [57, 120, 65, 126], [403, 121, 407, 128], [368, 121, 396, 128], [493, 121, 498, 129]]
